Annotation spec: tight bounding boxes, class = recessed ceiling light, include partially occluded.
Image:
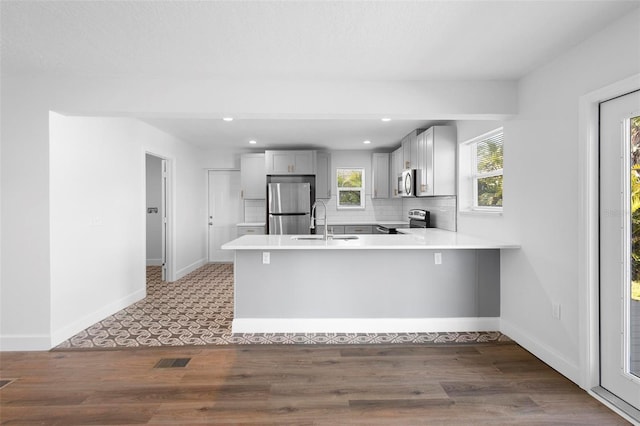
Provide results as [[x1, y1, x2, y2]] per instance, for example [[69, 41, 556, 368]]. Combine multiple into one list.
[[381, 118, 391, 122], [363, 140, 371, 144], [249, 140, 257, 145], [223, 117, 233, 122]]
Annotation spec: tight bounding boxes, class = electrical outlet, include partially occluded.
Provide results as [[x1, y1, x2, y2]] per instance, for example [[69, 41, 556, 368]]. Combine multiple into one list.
[[434, 252, 442, 265], [552, 303, 561, 320], [89, 216, 103, 227], [262, 252, 270, 265]]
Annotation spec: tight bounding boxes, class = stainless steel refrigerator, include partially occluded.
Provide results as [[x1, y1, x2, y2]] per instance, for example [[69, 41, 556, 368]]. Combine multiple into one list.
[[267, 182, 311, 234]]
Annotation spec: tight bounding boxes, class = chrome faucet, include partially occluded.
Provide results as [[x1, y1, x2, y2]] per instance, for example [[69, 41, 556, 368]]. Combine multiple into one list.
[[310, 199, 328, 240]]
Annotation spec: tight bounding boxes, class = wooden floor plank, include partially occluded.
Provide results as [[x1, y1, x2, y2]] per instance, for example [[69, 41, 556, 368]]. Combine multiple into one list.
[[0, 343, 629, 425]]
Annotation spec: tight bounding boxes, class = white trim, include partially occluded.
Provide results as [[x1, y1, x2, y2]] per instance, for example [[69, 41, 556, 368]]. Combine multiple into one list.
[[501, 318, 580, 384], [590, 387, 640, 425], [175, 258, 207, 281], [232, 317, 500, 334], [578, 73, 640, 391], [458, 209, 503, 217], [461, 127, 504, 147], [49, 287, 146, 348], [336, 167, 365, 209], [144, 149, 176, 282], [146, 258, 163, 266], [459, 127, 504, 213], [0, 334, 51, 351]]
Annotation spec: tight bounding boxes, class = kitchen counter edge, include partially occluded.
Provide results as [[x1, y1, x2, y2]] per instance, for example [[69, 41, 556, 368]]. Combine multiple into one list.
[[222, 229, 519, 250]]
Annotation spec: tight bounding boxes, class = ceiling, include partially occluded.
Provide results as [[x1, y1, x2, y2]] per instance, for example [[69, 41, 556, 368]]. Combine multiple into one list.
[[2, 0, 638, 150], [138, 118, 449, 151]]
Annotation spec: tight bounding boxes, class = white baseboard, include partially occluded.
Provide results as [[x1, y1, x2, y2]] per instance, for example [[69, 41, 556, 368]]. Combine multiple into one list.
[[0, 334, 51, 351], [232, 317, 500, 334], [146, 258, 163, 266], [500, 319, 580, 385], [49, 288, 146, 348], [176, 258, 206, 280]]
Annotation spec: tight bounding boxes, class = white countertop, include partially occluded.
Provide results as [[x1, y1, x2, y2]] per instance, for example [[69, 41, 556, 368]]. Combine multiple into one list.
[[236, 222, 265, 227], [324, 220, 409, 226], [222, 228, 519, 250]]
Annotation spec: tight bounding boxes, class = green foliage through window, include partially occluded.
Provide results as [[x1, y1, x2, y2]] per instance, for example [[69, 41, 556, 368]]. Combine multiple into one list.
[[477, 175, 503, 207], [337, 168, 364, 208], [337, 169, 362, 188], [474, 130, 503, 208], [629, 116, 640, 299]]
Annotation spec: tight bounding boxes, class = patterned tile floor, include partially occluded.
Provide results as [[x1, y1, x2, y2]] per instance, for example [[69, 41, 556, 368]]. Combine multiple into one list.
[[55, 263, 511, 349]]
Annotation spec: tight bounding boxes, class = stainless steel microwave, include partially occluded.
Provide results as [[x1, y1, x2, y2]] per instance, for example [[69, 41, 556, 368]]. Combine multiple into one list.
[[401, 169, 416, 197]]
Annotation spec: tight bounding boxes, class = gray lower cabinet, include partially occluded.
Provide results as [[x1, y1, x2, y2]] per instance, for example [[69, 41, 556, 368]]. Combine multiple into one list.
[[237, 225, 265, 236], [317, 224, 374, 234], [316, 225, 345, 235], [344, 225, 373, 234]]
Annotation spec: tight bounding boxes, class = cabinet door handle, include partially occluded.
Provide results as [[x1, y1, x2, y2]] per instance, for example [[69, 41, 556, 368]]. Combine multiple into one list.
[[374, 189, 377, 197], [241, 189, 244, 198]]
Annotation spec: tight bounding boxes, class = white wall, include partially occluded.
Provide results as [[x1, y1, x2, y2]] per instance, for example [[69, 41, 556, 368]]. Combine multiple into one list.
[[456, 120, 508, 240], [48, 114, 206, 346], [1, 81, 52, 350], [323, 150, 404, 223], [458, 10, 640, 385], [146, 154, 163, 265], [2, 76, 515, 350]]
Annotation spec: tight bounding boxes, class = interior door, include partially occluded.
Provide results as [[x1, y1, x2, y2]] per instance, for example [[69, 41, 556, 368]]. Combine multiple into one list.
[[208, 170, 242, 262], [160, 159, 167, 281], [600, 90, 640, 410]]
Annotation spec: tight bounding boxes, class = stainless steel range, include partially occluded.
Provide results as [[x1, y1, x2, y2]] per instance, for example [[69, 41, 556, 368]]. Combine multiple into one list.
[[408, 209, 430, 228]]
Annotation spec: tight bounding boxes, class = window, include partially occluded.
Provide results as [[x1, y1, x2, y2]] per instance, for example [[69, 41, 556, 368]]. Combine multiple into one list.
[[337, 168, 365, 209], [460, 128, 503, 213]]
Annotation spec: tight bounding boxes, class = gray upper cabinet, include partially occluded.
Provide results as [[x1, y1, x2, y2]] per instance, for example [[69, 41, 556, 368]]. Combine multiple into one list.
[[372, 153, 390, 199], [401, 129, 423, 170], [265, 150, 316, 175], [416, 126, 456, 196], [402, 135, 411, 169], [390, 146, 403, 198], [240, 153, 266, 199], [316, 152, 331, 199]]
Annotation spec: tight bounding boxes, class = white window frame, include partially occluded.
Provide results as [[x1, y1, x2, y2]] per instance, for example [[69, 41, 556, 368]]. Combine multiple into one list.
[[459, 127, 504, 214], [336, 167, 365, 210]]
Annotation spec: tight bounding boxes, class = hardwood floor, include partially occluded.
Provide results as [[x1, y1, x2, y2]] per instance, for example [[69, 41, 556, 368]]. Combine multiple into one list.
[[0, 343, 628, 425]]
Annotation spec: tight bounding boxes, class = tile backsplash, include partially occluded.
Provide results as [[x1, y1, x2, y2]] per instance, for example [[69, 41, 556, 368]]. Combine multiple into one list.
[[403, 196, 457, 231], [243, 199, 266, 223], [322, 196, 404, 223], [244, 196, 457, 231]]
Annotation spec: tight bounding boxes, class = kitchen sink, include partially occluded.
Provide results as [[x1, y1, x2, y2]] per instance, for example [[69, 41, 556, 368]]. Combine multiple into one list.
[[290, 235, 359, 241], [290, 235, 325, 240]]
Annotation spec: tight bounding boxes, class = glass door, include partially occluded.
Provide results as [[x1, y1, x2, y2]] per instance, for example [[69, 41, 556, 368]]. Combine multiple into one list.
[[600, 90, 640, 411]]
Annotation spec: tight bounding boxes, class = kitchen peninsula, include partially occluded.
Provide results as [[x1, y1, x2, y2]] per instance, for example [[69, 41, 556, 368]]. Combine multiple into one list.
[[222, 229, 518, 334]]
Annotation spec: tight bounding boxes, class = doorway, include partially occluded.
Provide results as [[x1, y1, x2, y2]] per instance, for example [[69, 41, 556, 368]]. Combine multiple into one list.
[[599, 90, 640, 414], [146, 153, 169, 281], [208, 170, 242, 262]]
